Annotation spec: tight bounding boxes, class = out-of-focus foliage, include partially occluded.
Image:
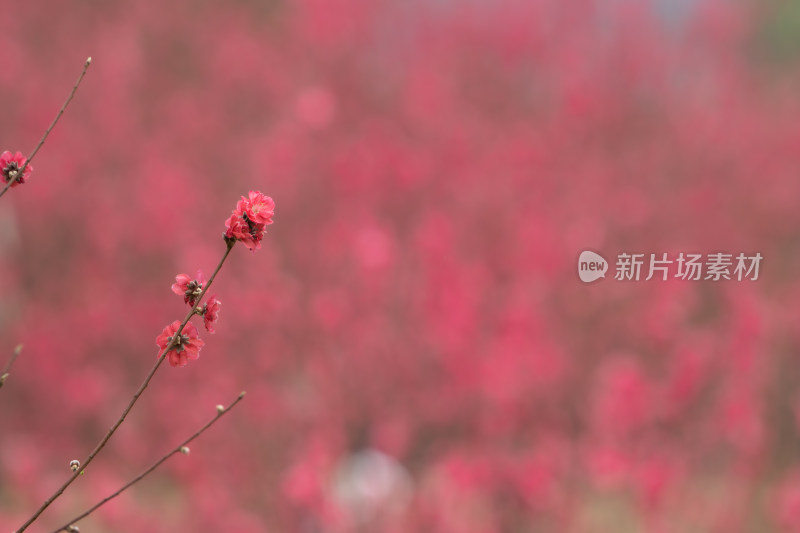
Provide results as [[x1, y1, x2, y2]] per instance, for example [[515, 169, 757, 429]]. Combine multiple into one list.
[[2, 0, 800, 531]]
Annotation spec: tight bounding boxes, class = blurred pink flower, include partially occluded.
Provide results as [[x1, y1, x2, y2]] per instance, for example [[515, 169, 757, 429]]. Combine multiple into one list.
[[202, 295, 221, 333], [295, 86, 336, 129], [171, 271, 205, 306], [156, 320, 205, 367], [0, 150, 32, 187]]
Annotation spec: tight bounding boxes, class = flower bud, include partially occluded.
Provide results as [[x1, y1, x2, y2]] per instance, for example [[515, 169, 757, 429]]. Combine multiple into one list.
[[69, 460, 80, 472], [180, 446, 190, 455], [216, 404, 225, 413]]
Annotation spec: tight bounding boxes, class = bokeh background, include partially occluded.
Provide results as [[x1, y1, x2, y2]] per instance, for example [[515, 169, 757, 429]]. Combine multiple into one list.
[[2, 0, 800, 531]]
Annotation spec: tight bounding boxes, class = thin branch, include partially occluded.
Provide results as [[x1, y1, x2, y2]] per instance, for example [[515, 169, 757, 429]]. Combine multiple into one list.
[[0, 344, 23, 389], [51, 391, 246, 533], [0, 57, 92, 200], [15, 239, 236, 532]]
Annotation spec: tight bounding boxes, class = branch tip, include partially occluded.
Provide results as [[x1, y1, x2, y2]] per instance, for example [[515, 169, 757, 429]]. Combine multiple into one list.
[[1, 344, 23, 389], [50, 391, 245, 532], [0, 57, 93, 202]]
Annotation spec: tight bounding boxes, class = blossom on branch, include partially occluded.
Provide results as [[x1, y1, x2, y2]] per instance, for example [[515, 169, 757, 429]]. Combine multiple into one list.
[[155, 320, 205, 367], [240, 190, 275, 225], [224, 190, 274, 251], [171, 271, 205, 306], [1, 151, 32, 187], [201, 295, 221, 333]]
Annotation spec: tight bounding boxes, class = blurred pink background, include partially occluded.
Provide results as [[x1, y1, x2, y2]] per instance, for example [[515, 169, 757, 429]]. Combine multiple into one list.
[[2, 0, 800, 531]]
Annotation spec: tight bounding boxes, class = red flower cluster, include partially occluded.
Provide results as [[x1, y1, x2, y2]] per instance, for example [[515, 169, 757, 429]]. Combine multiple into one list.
[[1, 151, 32, 188], [171, 271, 205, 307], [224, 191, 275, 251], [155, 321, 205, 367], [160, 192, 275, 367]]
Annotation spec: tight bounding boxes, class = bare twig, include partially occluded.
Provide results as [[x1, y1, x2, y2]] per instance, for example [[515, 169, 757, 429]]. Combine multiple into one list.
[[0, 344, 23, 389], [0, 57, 92, 200], [15, 239, 236, 532], [51, 392, 246, 533]]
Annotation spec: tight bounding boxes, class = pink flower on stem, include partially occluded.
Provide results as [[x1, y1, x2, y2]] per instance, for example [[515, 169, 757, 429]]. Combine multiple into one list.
[[224, 213, 260, 250], [171, 271, 205, 306], [1, 151, 32, 188], [240, 190, 275, 226], [156, 321, 205, 368], [201, 295, 222, 333], [224, 190, 274, 251]]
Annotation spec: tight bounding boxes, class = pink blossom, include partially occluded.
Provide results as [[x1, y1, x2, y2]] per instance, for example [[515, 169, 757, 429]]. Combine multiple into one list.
[[202, 295, 221, 333], [0, 151, 32, 188], [224, 212, 260, 250], [155, 320, 205, 368], [240, 190, 275, 226], [171, 271, 205, 306], [224, 191, 274, 251]]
